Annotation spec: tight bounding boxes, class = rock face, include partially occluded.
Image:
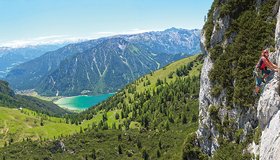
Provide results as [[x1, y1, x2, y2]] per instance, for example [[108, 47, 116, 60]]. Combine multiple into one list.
[[197, 31, 217, 155], [197, 0, 280, 158], [257, 5, 280, 160], [50, 140, 66, 153], [197, 5, 233, 155]]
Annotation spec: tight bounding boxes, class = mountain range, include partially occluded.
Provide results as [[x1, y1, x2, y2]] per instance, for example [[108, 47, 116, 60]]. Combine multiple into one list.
[[0, 54, 202, 159], [0, 44, 66, 78], [1, 0, 280, 159], [6, 28, 201, 96]]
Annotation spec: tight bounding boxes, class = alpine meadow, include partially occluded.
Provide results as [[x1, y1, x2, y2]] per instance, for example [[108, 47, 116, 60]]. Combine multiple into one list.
[[2, 0, 280, 160]]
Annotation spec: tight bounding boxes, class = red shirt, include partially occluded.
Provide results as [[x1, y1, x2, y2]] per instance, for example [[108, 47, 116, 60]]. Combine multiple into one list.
[[256, 56, 268, 70]]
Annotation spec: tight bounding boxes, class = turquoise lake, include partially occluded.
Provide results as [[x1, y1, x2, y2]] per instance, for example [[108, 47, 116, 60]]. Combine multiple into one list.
[[54, 93, 114, 110]]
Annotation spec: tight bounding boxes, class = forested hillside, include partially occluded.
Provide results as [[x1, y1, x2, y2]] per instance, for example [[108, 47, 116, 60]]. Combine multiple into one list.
[[0, 55, 204, 159], [0, 80, 70, 116], [6, 28, 201, 96]]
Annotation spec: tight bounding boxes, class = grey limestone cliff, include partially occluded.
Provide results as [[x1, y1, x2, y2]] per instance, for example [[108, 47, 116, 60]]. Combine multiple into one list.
[[197, 0, 279, 158], [257, 4, 280, 159]]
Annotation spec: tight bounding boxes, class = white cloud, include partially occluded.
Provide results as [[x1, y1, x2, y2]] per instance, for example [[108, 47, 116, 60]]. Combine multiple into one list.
[[0, 28, 162, 48], [92, 32, 114, 36], [117, 28, 154, 35], [0, 35, 87, 48], [33, 35, 68, 40]]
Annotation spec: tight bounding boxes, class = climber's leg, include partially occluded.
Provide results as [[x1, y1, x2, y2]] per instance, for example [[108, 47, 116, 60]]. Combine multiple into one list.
[[262, 70, 272, 82], [255, 77, 262, 94]]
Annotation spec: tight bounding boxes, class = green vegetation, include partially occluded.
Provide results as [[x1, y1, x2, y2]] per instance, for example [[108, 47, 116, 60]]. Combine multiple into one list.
[[253, 126, 261, 145], [200, 1, 278, 158], [182, 133, 208, 160], [0, 80, 71, 117], [0, 106, 126, 148], [134, 54, 202, 93], [18, 90, 63, 102], [0, 55, 205, 159], [203, 0, 219, 49], [0, 107, 74, 146], [207, 107, 255, 160], [212, 142, 252, 160], [0, 125, 198, 160], [206, 0, 276, 107], [66, 54, 203, 125]]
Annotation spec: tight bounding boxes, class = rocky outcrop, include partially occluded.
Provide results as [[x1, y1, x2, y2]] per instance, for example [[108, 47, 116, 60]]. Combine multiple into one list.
[[50, 140, 66, 153], [197, 0, 277, 157], [211, 12, 230, 47], [257, 4, 280, 160], [197, 49, 217, 155], [197, 3, 239, 155], [197, 5, 226, 154]]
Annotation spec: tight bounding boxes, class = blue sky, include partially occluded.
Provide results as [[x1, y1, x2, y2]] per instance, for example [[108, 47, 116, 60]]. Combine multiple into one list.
[[0, 0, 213, 47]]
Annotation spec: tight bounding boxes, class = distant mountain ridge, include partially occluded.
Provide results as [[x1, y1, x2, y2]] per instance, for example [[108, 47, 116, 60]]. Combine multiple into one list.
[[115, 27, 201, 54], [0, 44, 66, 78], [0, 54, 202, 159], [5, 40, 105, 90], [6, 28, 201, 96]]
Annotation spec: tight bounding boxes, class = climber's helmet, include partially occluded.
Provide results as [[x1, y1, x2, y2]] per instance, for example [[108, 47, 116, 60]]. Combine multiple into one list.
[[262, 49, 269, 57]]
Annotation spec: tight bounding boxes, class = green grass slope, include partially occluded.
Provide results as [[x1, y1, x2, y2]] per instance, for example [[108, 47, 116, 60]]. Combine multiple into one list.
[[0, 54, 205, 159], [0, 80, 71, 116], [0, 107, 73, 147], [68, 54, 203, 124], [0, 107, 124, 148]]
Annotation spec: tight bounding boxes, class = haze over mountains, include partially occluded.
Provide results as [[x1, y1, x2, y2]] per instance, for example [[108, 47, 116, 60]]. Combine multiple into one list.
[[0, 44, 67, 78], [6, 28, 201, 96]]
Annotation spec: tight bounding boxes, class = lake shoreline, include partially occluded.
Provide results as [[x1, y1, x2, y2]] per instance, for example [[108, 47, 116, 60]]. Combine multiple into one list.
[[54, 93, 115, 111], [16, 90, 115, 111]]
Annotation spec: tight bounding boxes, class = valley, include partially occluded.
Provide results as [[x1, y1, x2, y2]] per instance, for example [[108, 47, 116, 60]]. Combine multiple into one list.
[[6, 28, 201, 96], [2, 0, 280, 159], [54, 94, 115, 111], [0, 54, 203, 159], [0, 44, 66, 78]]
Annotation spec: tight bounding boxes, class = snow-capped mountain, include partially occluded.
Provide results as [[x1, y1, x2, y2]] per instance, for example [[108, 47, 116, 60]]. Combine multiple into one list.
[[6, 28, 201, 96], [0, 44, 67, 78]]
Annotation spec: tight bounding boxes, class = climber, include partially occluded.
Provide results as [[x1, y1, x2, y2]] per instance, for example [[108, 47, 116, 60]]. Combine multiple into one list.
[[254, 49, 278, 94]]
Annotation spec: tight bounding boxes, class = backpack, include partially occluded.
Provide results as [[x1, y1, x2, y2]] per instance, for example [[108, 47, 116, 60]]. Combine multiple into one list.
[[253, 58, 264, 78], [253, 67, 262, 78]]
